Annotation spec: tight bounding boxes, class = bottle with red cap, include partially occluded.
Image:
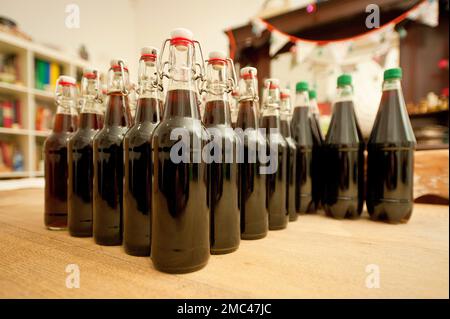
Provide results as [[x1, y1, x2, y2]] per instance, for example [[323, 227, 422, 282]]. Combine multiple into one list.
[[123, 47, 163, 256], [236, 66, 268, 239], [280, 88, 297, 222], [291, 81, 316, 214], [93, 59, 133, 245], [67, 69, 104, 237], [323, 74, 364, 219], [230, 89, 239, 129], [202, 50, 240, 254], [151, 28, 210, 273], [367, 68, 416, 223], [260, 79, 288, 230], [44, 75, 78, 229]]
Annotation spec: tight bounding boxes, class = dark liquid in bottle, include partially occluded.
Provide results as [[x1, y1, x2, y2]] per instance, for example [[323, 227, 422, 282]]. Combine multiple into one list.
[[123, 97, 162, 256], [151, 89, 210, 273], [236, 100, 268, 239], [261, 115, 288, 230], [68, 112, 103, 237], [93, 93, 132, 245], [203, 100, 240, 254], [291, 107, 315, 213], [367, 89, 415, 223], [280, 119, 297, 221], [44, 113, 76, 229], [323, 101, 364, 219], [310, 115, 323, 209]]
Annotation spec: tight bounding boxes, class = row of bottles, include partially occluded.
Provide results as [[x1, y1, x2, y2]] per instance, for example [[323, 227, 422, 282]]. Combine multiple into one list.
[[44, 27, 416, 275]]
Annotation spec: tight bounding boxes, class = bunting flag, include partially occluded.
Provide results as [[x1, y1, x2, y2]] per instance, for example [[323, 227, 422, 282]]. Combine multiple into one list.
[[407, 0, 439, 27], [270, 30, 290, 56], [327, 41, 353, 64], [250, 18, 267, 37], [295, 40, 317, 64]]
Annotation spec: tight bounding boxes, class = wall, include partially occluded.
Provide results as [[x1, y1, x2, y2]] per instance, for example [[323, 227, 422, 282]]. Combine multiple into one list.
[[0, 0, 138, 75]]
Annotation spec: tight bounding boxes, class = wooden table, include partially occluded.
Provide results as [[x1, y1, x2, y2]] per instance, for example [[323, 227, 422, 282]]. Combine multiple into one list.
[[0, 188, 448, 299]]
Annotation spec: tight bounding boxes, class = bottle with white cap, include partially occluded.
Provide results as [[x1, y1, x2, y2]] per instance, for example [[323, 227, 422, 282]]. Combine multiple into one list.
[[67, 69, 104, 237], [230, 89, 239, 128], [235, 66, 269, 240], [279, 88, 297, 222], [260, 78, 288, 230], [291, 81, 316, 214], [123, 46, 163, 256], [202, 50, 240, 254], [151, 28, 210, 273], [44, 75, 78, 230], [92, 59, 133, 246]]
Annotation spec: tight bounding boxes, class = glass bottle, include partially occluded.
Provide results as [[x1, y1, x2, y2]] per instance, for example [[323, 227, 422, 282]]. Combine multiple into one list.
[[323, 74, 365, 219], [236, 67, 268, 239], [93, 59, 132, 245], [68, 69, 104, 237], [44, 76, 78, 229], [280, 88, 297, 222], [260, 79, 288, 230], [309, 89, 324, 210], [151, 28, 210, 273], [202, 50, 240, 254], [291, 82, 315, 213], [123, 47, 163, 256], [367, 67, 416, 223]]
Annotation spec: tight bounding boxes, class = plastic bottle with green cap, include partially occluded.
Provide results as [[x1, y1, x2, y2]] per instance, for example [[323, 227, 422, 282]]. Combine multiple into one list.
[[260, 78, 288, 230], [290, 81, 316, 213], [308, 89, 324, 209], [279, 89, 298, 222], [367, 67, 416, 223], [323, 74, 364, 219]]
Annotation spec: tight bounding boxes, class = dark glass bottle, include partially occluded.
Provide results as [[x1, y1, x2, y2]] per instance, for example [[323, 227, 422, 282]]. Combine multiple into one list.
[[260, 79, 288, 230], [123, 47, 163, 256], [280, 89, 297, 222], [151, 28, 210, 273], [367, 68, 416, 223], [68, 69, 104, 237], [202, 51, 240, 254], [44, 76, 78, 230], [93, 60, 132, 245], [230, 90, 239, 129], [323, 74, 364, 219], [236, 67, 268, 239], [291, 82, 315, 214], [309, 89, 324, 209]]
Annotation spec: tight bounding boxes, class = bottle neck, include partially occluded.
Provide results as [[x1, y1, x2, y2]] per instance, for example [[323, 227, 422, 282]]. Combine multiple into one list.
[[105, 92, 131, 127], [335, 84, 354, 103], [382, 78, 402, 92], [294, 90, 309, 108], [167, 43, 196, 92]]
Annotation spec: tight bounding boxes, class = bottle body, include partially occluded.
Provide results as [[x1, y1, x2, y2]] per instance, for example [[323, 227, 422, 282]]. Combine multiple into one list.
[[236, 100, 268, 239], [44, 113, 75, 229], [123, 97, 162, 256], [204, 100, 240, 254], [93, 93, 132, 245], [291, 107, 315, 213], [261, 115, 288, 230], [67, 112, 103, 236], [310, 114, 323, 209], [280, 119, 297, 221], [323, 101, 365, 219], [151, 89, 210, 273], [367, 84, 416, 223]]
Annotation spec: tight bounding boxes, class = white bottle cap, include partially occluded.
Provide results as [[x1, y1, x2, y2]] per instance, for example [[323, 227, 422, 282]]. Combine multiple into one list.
[[280, 88, 290, 98], [83, 67, 98, 78], [264, 78, 279, 88], [141, 46, 158, 56], [110, 59, 128, 69], [209, 50, 226, 60], [240, 67, 257, 78], [170, 28, 194, 41], [58, 75, 76, 85]]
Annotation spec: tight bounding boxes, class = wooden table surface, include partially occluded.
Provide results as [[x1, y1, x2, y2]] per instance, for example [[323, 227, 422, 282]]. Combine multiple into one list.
[[0, 188, 448, 299]]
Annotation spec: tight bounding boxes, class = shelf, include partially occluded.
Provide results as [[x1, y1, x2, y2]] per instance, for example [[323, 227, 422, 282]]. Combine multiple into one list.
[[32, 89, 54, 101], [0, 81, 28, 95], [33, 130, 51, 137], [0, 171, 29, 178], [0, 127, 30, 135], [410, 110, 449, 119]]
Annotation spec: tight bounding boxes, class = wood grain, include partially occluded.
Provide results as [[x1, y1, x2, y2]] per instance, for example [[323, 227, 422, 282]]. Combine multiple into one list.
[[0, 188, 448, 299]]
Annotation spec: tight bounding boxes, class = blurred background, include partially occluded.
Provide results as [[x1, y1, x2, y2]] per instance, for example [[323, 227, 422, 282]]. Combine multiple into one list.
[[0, 0, 448, 191]]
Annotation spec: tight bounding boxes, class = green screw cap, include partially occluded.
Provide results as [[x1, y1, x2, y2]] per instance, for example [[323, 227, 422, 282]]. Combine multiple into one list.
[[309, 90, 317, 99], [384, 67, 402, 80], [337, 74, 352, 87], [296, 81, 309, 92]]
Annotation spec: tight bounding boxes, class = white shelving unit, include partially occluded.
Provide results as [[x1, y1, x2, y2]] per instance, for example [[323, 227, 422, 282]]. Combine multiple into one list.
[[0, 31, 90, 179]]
